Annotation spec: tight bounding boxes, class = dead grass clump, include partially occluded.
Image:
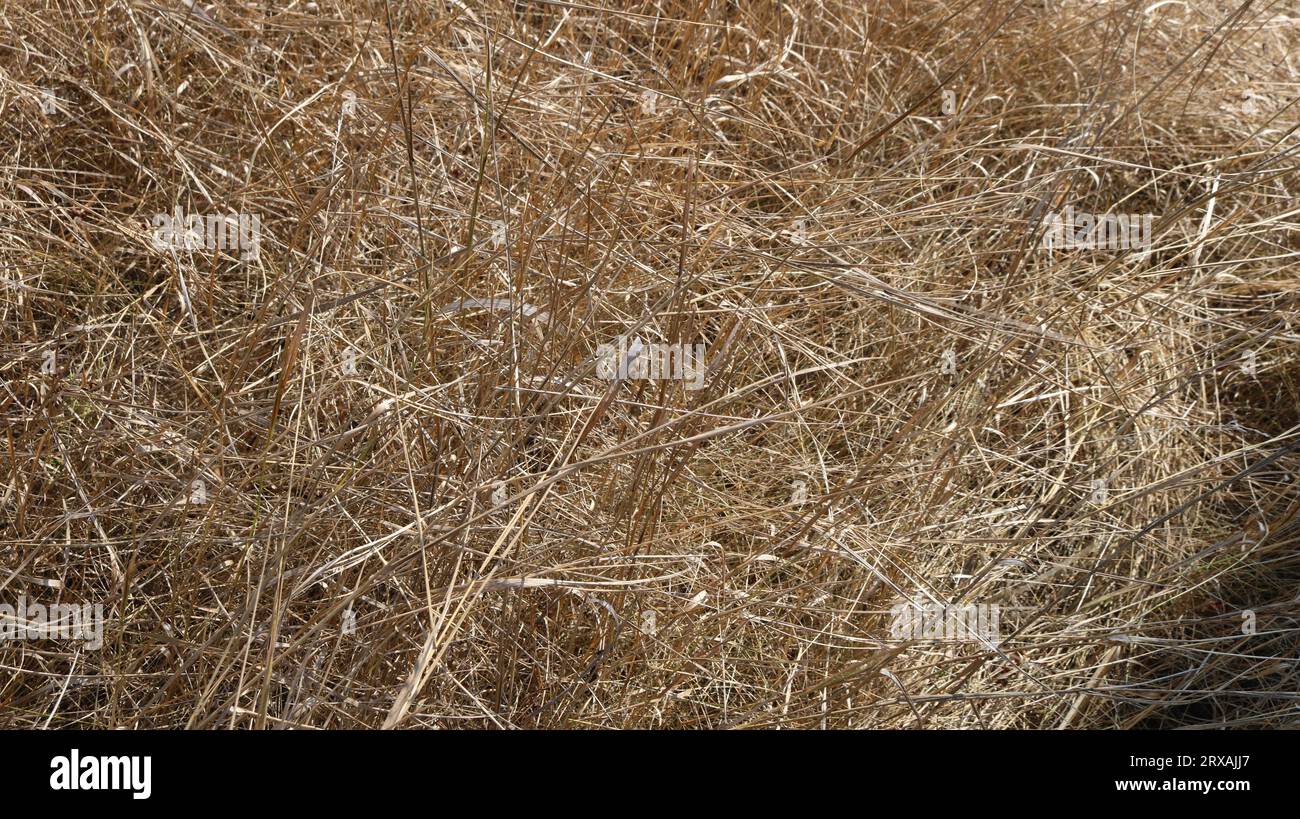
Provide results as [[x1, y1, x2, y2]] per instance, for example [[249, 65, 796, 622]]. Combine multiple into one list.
[[0, 0, 1297, 728]]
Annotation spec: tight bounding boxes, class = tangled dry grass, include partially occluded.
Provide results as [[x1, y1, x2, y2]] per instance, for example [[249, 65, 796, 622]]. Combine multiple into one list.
[[1, 0, 1297, 729]]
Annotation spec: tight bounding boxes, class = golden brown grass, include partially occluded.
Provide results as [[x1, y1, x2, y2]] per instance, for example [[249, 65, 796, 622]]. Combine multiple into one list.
[[1, 0, 1297, 728]]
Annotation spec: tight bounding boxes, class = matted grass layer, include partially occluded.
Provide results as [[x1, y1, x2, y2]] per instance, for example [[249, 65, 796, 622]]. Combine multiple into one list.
[[1, 0, 1297, 728]]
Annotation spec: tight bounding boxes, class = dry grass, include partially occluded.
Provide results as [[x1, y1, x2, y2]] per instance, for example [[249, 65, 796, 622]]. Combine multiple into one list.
[[1, 0, 1298, 729]]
